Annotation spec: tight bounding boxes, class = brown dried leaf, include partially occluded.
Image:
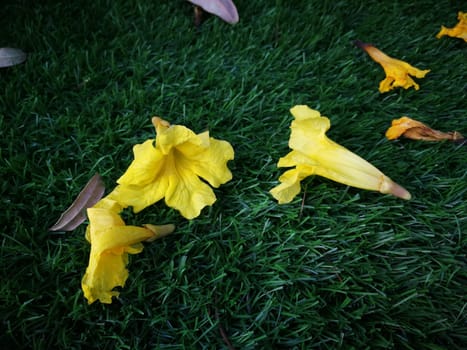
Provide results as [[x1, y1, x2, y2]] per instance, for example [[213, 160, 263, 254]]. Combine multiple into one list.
[[49, 173, 105, 231]]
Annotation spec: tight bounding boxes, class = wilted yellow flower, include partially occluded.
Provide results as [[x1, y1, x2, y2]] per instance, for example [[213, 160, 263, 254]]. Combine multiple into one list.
[[82, 198, 174, 304], [386, 116, 464, 142], [436, 11, 467, 42], [355, 40, 430, 93], [270, 105, 411, 203], [107, 117, 234, 219]]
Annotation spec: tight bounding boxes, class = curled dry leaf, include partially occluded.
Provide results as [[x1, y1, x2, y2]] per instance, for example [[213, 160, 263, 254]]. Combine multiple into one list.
[[386, 116, 465, 143], [187, 0, 239, 24], [49, 173, 105, 231], [0, 48, 27, 68]]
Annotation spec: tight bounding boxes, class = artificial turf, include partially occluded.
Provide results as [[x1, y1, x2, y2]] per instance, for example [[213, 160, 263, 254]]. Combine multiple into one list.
[[1, 0, 466, 349]]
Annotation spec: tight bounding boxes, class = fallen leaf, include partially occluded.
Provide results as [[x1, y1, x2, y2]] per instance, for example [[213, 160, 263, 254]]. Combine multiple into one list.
[[0, 48, 27, 68], [49, 173, 105, 231]]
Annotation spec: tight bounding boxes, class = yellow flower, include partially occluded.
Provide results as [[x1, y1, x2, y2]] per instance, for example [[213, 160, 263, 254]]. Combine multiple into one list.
[[270, 105, 411, 203], [107, 117, 234, 219], [436, 11, 467, 42], [355, 40, 430, 93], [386, 116, 464, 142], [82, 198, 174, 304]]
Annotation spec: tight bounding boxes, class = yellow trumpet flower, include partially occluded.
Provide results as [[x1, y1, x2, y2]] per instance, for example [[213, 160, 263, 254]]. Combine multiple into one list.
[[107, 117, 234, 219], [355, 40, 430, 93], [81, 198, 174, 304], [436, 11, 467, 42], [270, 105, 411, 203]]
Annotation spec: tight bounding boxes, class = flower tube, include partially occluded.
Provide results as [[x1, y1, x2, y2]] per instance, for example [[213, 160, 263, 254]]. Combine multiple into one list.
[[270, 105, 411, 203]]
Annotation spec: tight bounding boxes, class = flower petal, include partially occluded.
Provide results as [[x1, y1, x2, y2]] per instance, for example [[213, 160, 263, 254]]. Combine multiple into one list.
[[164, 164, 217, 219], [117, 140, 165, 186], [92, 197, 125, 213], [81, 250, 130, 304], [155, 122, 201, 155], [436, 12, 467, 42], [385, 116, 426, 140], [177, 136, 234, 187], [107, 180, 167, 213], [270, 165, 314, 204], [288, 105, 331, 155]]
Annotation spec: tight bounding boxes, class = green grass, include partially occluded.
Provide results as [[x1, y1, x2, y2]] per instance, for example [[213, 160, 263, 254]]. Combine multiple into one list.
[[1, 0, 466, 348]]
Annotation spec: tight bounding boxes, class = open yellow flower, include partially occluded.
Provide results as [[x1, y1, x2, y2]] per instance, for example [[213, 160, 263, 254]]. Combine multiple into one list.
[[355, 40, 430, 93], [107, 117, 234, 219], [436, 11, 467, 42], [82, 198, 174, 304], [386, 116, 464, 142], [270, 105, 411, 203]]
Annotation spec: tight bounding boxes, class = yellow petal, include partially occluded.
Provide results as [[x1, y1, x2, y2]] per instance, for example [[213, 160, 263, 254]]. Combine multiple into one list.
[[92, 197, 125, 213], [87, 207, 125, 234], [287, 105, 332, 154], [270, 165, 314, 204], [84, 197, 125, 243], [164, 166, 217, 219], [270, 105, 411, 203], [82, 251, 130, 304], [117, 139, 165, 186], [155, 122, 202, 155], [107, 181, 166, 214], [355, 40, 430, 93], [289, 105, 322, 121], [277, 150, 317, 168], [385, 116, 427, 140], [176, 136, 234, 187], [436, 12, 467, 42]]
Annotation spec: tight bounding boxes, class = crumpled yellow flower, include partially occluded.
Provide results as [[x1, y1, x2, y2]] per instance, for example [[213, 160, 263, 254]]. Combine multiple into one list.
[[355, 40, 430, 93], [82, 198, 175, 304], [436, 11, 467, 42], [386, 116, 464, 142], [107, 117, 234, 219], [270, 105, 411, 203]]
